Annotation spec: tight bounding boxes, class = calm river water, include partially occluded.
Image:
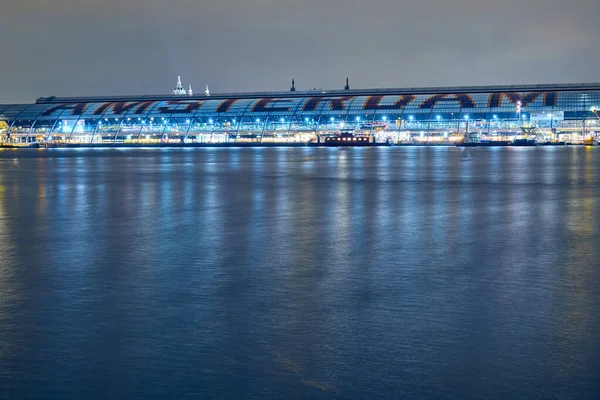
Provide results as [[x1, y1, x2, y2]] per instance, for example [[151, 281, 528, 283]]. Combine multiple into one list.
[[0, 147, 599, 399]]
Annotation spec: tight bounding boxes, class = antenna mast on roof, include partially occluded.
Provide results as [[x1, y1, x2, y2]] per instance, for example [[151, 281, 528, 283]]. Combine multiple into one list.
[[205, 84, 210, 96], [344, 77, 350, 90], [290, 79, 296, 92], [172, 76, 186, 95]]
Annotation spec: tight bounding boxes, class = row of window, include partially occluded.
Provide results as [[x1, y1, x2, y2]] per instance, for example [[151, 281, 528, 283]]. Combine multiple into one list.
[[2, 111, 599, 131], [2, 107, 598, 120], [4, 120, 598, 136]]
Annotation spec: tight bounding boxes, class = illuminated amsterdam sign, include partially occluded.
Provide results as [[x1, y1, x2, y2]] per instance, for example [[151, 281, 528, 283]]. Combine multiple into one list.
[[39, 91, 559, 117]]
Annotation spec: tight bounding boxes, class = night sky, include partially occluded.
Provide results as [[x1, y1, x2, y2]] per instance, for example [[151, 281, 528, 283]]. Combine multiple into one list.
[[1, 0, 599, 103]]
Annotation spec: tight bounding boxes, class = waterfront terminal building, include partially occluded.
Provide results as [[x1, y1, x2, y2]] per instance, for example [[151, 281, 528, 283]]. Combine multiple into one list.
[[1, 79, 599, 146]]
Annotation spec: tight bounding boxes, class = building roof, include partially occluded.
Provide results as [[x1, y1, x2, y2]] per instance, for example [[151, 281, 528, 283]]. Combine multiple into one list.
[[1, 82, 598, 123], [34, 82, 600, 104]]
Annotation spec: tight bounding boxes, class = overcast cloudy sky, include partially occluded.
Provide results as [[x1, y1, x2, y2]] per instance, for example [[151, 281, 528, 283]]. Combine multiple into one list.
[[0, 0, 598, 103]]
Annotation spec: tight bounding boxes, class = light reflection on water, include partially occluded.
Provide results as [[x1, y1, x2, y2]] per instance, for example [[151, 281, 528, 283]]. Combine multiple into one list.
[[0, 147, 599, 399]]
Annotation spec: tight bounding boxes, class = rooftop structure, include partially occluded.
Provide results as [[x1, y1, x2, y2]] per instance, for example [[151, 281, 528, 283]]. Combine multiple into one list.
[[172, 76, 187, 96], [1, 81, 599, 145]]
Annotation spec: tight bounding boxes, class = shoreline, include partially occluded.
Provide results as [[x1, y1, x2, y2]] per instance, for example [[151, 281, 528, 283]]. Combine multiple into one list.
[[0, 142, 594, 149]]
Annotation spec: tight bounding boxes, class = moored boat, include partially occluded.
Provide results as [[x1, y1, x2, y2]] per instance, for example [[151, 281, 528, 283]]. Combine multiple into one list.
[[320, 130, 376, 146], [456, 140, 511, 147], [512, 138, 537, 146]]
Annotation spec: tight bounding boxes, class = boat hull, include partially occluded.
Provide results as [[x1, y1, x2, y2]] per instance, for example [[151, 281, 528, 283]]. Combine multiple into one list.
[[320, 142, 378, 147], [512, 139, 537, 146], [456, 141, 511, 147]]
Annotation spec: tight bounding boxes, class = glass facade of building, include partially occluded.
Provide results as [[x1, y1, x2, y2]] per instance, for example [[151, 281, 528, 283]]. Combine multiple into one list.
[[1, 83, 600, 145]]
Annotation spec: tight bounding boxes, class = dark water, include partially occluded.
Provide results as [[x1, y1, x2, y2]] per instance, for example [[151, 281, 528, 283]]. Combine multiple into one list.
[[0, 147, 599, 399]]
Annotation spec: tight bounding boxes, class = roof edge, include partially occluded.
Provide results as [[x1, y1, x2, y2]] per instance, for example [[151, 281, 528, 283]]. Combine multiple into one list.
[[28, 82, 600, 104]]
